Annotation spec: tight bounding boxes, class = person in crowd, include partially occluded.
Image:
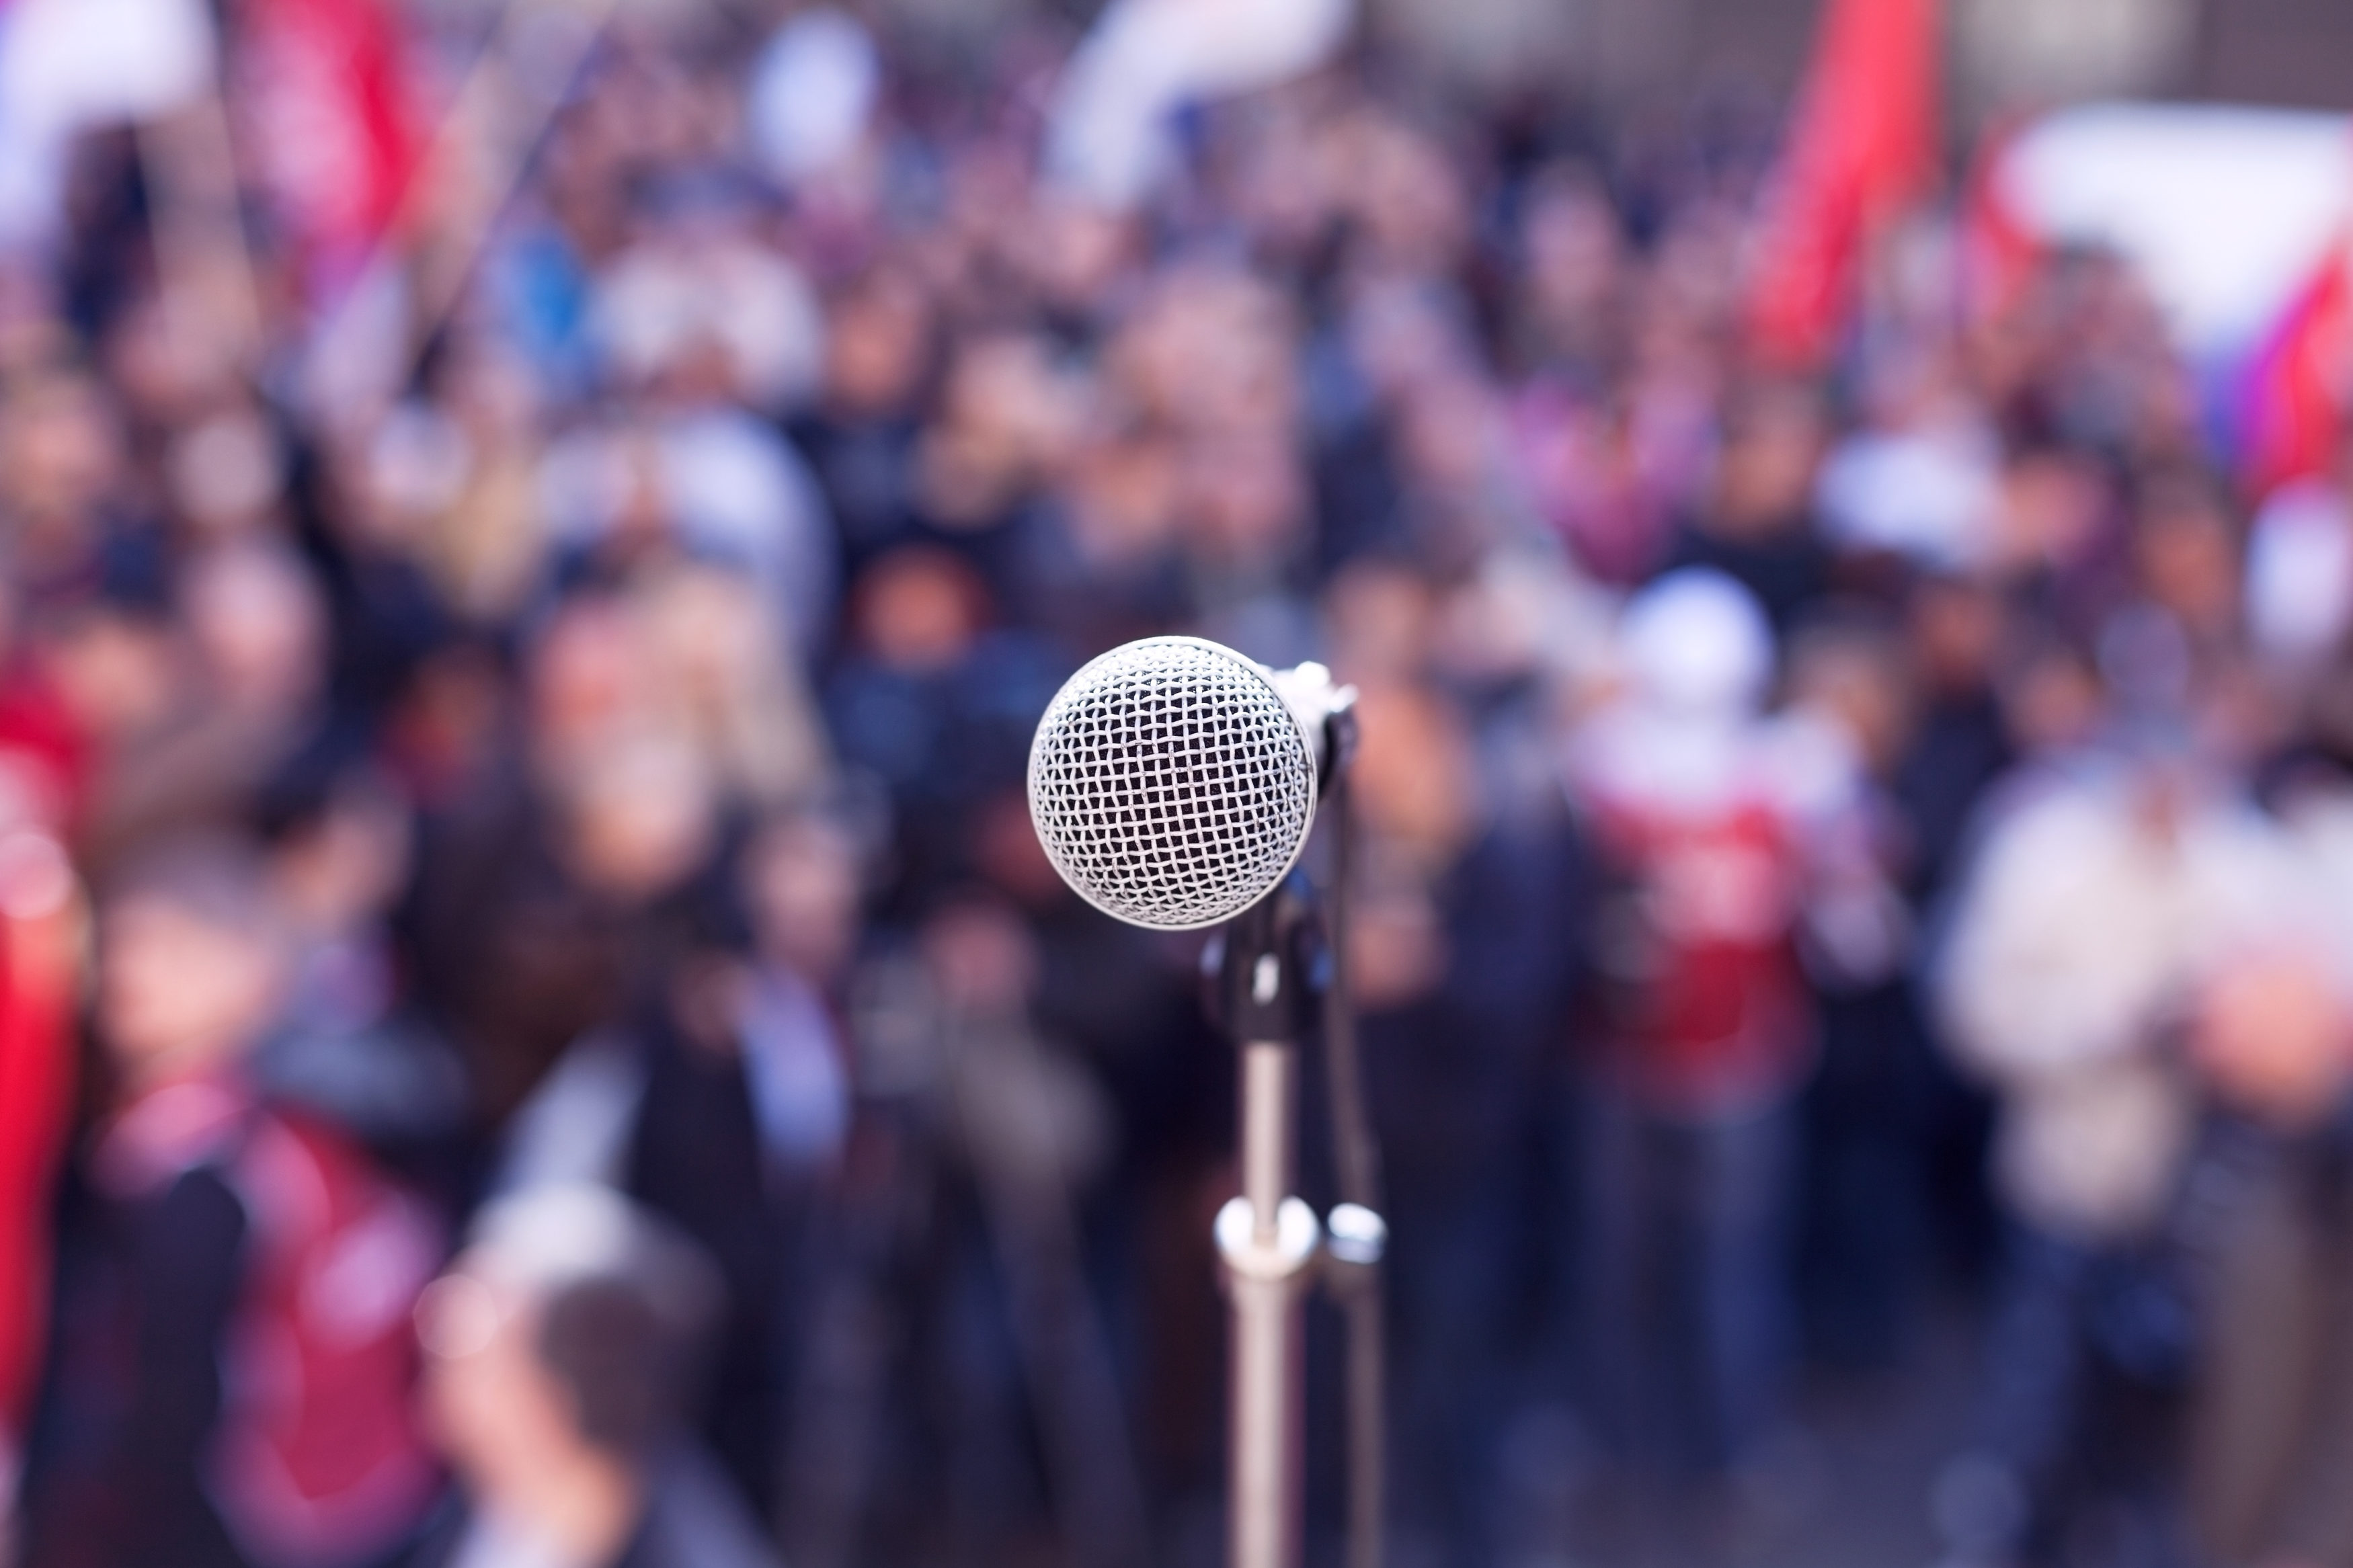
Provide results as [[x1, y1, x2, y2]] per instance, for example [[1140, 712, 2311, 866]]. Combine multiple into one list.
[[1563, 567, 1887, 1516], [15, 1, 2353, 1563], [1326, 552, 1591, 1555], [78, 541, 332, 873], [19, 835, 442, 1568], [770, 884, 1148, 1566], [2178, 941, 2353, 1568], [1782, 616, 1932, 1372], [251, 764, 467, 1181], [736, 808, 861, 1200], [409, 1183, 779, 1568], [1662, 384, 1835, 638], [823, 546, 1070, 918], [1933, 734, 2308, 1566]]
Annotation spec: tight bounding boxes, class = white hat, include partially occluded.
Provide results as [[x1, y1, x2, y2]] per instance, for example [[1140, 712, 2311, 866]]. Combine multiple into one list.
[[1617, 568, 1773, 716]]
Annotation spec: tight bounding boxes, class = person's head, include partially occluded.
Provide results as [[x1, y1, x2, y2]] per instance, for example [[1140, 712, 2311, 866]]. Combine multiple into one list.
[[919, 892, 1040, 1020], [1706, 382, 1825, 538], [36, 597, 177, 748], [1014, 196, 1136, 314], [1617, 567, 1773, 719], [1394, 376, 1502, 499], [179, 541, 327, 714], [528, 591, 645, 768], [261, 766, 414, 939], [2133, 468, 2241, 641], [2192, 946, 2353, 1130], [2002, 637, 2105, 757], [1995, 445, 2108, 573], [823, 265, 934, 419], [557, 731, 720, 905], [0, 368, 119, 534], [1519, 163, 1624, 325], [1060, 429, 1179, 569], [851, 546, 991, 674], [1907, 572, 2007, 694], [417, 1186, 723, 1496], [1348, 679, 1479, 874], [1786, 616, 1917, 774], [918, 332, 1072, 525], [98, 835, 291, 1090], [744, 808, 863, 983], [1324, 558, 1435, 685], [164, 405, 284, 540], [1345, 112, 1472, 277], [1113, 267, 1298, 436], [1181, 435, 1307, 572]]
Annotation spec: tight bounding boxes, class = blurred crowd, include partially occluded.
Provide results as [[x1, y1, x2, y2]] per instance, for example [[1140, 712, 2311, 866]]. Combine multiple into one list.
[[3, 4, 2353, 1568]]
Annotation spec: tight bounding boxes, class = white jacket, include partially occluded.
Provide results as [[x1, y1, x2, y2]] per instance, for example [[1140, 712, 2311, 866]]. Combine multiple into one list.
[[1938, 768, 2311, 1243]]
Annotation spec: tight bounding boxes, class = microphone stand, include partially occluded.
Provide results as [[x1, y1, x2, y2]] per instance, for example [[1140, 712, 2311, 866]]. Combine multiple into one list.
[[1208, 882, 1320, 1568], [1204, 704, 1385, 1568]]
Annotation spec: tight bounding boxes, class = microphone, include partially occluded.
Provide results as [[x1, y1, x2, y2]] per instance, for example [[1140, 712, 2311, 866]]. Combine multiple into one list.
[[1027, 636, 1349, 931], [1031, 634, 1385, 1568]]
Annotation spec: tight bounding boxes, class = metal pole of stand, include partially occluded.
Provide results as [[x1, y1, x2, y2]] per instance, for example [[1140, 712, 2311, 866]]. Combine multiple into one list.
[[1219, 1042, 1316, 1568], [1209, 897, 1320, 1568], [1205, 679, 1378, 1568]]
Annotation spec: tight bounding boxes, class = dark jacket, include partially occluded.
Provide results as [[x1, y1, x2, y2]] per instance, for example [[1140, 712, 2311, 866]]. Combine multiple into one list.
[[2182, 1114, 2353, 1568], [404, 1448, 781, 1568]]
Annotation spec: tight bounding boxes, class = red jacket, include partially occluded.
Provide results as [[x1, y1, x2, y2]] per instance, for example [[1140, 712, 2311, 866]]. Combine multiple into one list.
[[1582, 787, 1817, 1118]]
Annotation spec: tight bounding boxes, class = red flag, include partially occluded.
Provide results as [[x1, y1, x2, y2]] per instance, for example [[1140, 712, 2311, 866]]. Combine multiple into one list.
[[239, 0, 421, 291], [0, 843, 78, 1446], [1747, 0, 1940, 366], [2240, 239, 2353, 499], [0, 665, 83, 1450]]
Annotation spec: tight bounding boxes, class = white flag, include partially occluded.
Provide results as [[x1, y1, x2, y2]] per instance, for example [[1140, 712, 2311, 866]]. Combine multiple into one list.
[[0, 0, 218, 243], [1045, 0, 1354, 210]]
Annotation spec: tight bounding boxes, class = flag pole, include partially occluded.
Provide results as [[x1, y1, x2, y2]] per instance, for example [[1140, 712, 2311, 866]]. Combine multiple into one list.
[[305, 0, 621, 421]]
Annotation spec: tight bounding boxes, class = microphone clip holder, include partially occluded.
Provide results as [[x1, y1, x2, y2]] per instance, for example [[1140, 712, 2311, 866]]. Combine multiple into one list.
[[1202, 874, 1323, 1046]]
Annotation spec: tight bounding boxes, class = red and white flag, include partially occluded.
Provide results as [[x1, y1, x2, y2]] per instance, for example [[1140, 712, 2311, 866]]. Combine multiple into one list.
[[238, 0, 422, 290], [1747, 0, 1941, 367]]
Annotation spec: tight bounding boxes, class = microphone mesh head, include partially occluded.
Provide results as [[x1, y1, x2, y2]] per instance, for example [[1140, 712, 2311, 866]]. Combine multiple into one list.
[[1028, 636, 1317, 930]]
